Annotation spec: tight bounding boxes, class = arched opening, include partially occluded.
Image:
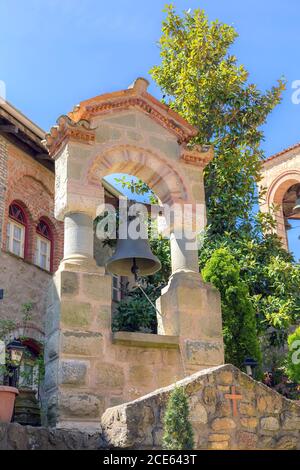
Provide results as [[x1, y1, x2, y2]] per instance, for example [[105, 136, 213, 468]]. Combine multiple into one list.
[[4, 336, 43, 393], [267, 172, 300, 257], [4, 337, 43, 427], [88, 145, 198, 331], [17, 338, 42, 393], [95, 172, 170, 334], [282, 183, 300, 260], [87, 144, 191, 206]]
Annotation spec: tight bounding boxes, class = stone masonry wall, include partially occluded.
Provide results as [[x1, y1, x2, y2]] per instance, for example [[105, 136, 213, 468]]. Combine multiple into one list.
[[1, 364, 299, 450], [101, 364, 300, 450], [43, 91, 223, 429], [44, 268, 185, 429], [0, 422, 105, 450], [0, 251, 51, 328]]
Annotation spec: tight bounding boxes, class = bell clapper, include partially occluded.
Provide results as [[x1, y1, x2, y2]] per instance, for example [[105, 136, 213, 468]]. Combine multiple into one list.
[[131, 257, 139, 282]]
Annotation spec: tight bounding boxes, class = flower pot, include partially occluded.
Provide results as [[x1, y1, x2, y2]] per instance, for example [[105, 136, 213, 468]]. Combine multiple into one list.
[[0, 386, 19, 423]]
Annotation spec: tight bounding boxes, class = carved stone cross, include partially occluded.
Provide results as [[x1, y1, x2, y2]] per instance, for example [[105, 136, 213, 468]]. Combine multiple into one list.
[[225, 385, 242, 416]]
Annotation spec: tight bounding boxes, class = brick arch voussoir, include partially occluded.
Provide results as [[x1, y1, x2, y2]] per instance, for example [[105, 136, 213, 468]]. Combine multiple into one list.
[[13, 174, 53, 198], [8, 175, 54, 222], [86, 144, 190, 204], [267, 171, 300, 206], [4, 323, 45, 347]]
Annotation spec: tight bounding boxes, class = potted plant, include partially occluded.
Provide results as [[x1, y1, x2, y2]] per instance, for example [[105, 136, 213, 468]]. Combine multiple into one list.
[[0, 304, 44, 425], [0, 385, 19, 423]]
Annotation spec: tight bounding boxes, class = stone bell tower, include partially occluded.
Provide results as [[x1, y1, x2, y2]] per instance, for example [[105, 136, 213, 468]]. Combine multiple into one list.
[[43, 78, 224, 430]]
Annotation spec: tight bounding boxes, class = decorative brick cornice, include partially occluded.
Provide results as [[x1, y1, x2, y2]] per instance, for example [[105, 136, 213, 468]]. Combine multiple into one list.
[[67, 78, 198, 144], [43, 115, 96, 157], [180, 144, 214, 168]]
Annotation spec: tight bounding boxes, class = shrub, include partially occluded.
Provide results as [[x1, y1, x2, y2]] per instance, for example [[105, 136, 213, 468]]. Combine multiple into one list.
[[202, 247, 262, 371], [162, 386, 194, 450], [286, 326, 300, 383], [112, 284, 158, 333]]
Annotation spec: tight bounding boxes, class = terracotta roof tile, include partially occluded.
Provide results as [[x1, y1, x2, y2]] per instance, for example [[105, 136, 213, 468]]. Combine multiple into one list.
[[264, 142, 300, 164]]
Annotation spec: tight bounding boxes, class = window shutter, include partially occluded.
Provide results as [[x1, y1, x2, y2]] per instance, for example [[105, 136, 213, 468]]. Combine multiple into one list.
[[6, 222, 11, 251], [20, 225, 25, 258], [35, 238, 39, 265], [46, 242, 51, 271]]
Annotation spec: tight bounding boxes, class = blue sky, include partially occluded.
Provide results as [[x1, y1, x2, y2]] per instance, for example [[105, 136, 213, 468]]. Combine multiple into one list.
[[1, 0, 299, 256]]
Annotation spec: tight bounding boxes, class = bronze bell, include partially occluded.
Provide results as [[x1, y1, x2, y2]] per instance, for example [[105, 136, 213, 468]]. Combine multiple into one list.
[[293, 196, 300, 214], [106, 237, 161, 277]]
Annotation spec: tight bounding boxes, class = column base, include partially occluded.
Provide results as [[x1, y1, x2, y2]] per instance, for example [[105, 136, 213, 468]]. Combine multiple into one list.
[[44, 267, 112, 428], [59, 254, 104, 274], [156, 269, 224, 372]]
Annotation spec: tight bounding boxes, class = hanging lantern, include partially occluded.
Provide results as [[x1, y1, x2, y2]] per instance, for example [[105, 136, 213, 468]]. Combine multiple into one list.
[[243, 357, 258, 377], [7, 339, 25, 367]]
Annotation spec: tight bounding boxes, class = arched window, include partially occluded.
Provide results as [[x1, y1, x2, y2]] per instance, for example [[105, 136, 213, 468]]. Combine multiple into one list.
[[18, 345, 40, 393], [35, 219, 52, 271], [7, 203, 27, 258]]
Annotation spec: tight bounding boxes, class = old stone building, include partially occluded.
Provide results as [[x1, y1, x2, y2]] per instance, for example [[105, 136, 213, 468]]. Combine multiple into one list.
[[0, 101, 63, 326], [260, 142, 300, 251], [0, 100, 122, 402], [1, 80, 299, 449]]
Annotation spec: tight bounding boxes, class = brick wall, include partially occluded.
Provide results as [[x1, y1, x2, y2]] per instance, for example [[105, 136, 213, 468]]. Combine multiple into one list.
[[2, 143, 64, 271], [0, 136, 8, 244], [0, 139, 64, 332]]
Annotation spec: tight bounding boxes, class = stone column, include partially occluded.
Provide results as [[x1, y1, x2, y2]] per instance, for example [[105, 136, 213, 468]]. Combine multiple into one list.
[[157, 210, 224, 375], [44, 205, 113, 430], [44, 265, 112, 430], [62, 212, 96, 269], [170, 232, 199, 274], [44, 196, 114, 429]]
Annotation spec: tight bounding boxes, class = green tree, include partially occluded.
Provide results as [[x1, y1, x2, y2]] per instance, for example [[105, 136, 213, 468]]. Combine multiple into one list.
[[113, 6, 300, 371], [149, 5, 300, 352], [150, 4, 285, 236], [199, 219, 300, 334], [162, 386, 194, 450], [286, 326, 300, 384], [202, 247, 262, 369]]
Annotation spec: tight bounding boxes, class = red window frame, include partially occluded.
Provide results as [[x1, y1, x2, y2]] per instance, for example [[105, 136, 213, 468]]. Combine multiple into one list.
[[36, 219, 53, 272]]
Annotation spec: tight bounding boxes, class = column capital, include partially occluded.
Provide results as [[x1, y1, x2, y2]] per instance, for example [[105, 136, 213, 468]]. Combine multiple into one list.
[[53, 141, 104, 221]]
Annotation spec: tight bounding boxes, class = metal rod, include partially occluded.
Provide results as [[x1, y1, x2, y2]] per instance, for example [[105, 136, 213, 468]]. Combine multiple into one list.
[[137, 282, 163, 318], [130, 258, 163, 317]]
